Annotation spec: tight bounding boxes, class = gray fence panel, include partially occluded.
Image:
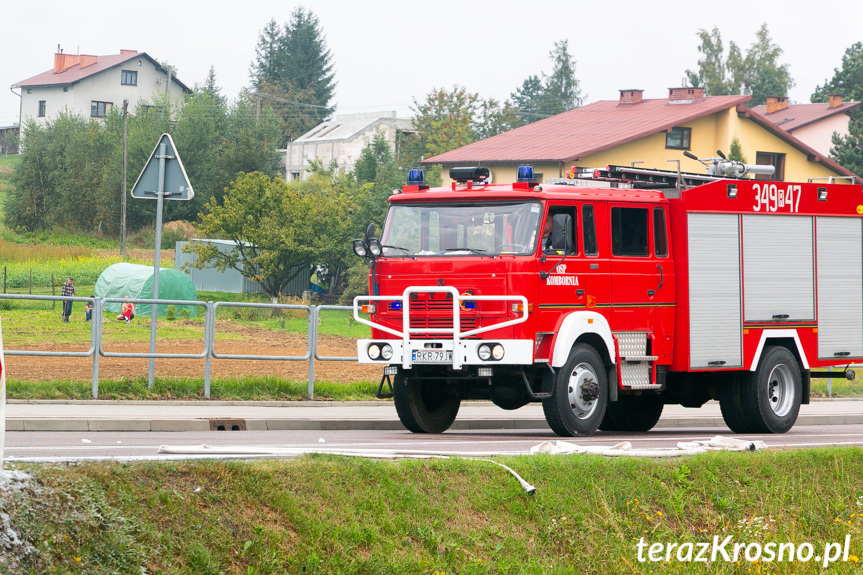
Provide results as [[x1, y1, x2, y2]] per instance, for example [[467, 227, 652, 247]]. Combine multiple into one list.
[[211, 302, 312, 361]]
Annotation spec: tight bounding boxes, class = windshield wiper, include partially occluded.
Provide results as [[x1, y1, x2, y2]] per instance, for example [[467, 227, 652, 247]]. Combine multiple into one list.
[[382, 245, 410, 253], [444, 247, 488, 255]]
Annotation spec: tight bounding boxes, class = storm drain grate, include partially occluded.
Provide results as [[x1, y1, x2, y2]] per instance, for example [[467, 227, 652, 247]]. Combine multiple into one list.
[[208, 418, 247, 431]]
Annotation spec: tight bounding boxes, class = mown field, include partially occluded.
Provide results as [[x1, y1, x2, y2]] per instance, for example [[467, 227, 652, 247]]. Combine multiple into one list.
[[4, 448, 863, 574]]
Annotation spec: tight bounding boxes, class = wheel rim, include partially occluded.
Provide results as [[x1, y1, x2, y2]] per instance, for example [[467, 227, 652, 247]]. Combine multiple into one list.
[[767, 363, 795, 417], [566, 362, 599, 420]]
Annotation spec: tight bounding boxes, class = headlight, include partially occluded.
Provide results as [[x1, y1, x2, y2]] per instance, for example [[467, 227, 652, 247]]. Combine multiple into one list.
[[381, 344, 393, 360], [368, 239, 382, 257], [478, 344, 491, 361], [353, 240, 368, 257], [367, 344, 381, 360], [492, 344, 505, 360]]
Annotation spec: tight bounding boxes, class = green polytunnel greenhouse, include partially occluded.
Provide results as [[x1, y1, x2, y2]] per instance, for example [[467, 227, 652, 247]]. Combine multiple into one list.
[[94, 263, 198, 318]]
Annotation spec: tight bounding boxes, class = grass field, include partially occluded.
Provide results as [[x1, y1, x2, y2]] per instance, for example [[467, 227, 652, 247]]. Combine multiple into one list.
[[4, 448, 863, 574]]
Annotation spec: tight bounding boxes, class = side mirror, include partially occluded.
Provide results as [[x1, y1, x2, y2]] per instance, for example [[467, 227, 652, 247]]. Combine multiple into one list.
[[550, 213, 573, 253]]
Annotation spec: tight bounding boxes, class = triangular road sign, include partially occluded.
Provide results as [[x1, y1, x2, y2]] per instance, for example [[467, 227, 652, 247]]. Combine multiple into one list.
[[130, 133, 194, 200]]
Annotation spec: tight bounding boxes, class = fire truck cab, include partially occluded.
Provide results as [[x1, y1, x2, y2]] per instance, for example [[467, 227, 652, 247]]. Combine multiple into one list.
[[353, 161, 861, 436]]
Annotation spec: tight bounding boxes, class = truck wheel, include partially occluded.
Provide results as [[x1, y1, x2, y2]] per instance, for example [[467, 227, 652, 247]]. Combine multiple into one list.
[[543, 344, 607, 437], [606, 396, 664, 432], [741, 346, 802, 434], [392, 373, 460, 434]]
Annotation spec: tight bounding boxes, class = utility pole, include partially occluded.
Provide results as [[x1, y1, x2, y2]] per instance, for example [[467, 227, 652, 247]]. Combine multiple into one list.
[[121, 99, 128, 256]]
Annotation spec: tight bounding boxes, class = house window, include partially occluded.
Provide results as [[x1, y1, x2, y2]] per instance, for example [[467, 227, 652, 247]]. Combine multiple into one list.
[[38, 101, 46, 117], [665, 126, 691, 150], [121, 70, 138, 86], [91, 101, 112, 118], [755, 151, 786, 181]]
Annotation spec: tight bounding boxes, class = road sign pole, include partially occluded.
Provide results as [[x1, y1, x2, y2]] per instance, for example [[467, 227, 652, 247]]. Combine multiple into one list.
[[147, 143, 166, 388], [131, 133, 193, 388]]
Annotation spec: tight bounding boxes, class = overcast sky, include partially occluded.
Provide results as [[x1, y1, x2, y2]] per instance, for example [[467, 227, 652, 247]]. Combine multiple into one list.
[[2, 0, 861, 129]]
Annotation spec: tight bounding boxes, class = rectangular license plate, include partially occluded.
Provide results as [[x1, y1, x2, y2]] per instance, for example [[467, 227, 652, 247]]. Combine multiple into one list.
[[412, 350, 452, 363]]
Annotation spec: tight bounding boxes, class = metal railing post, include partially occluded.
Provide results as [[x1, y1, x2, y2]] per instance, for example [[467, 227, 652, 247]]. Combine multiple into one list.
[[204, 301, 214, 398], [307, 305, 318, 399], [91, 297, 101, 398]]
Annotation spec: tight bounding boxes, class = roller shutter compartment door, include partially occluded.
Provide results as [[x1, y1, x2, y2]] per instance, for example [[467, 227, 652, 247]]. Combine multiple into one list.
[[688, 213, 742, 369], [817, 217, 863, 359], [742, 215, 814, 322]]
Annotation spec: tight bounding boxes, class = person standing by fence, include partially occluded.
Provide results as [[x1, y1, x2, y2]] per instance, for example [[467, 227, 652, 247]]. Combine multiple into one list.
[[61, 277, 75, 323]]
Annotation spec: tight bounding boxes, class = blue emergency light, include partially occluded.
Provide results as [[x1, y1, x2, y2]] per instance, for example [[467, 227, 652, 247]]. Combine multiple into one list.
[[516, 165, 535, 183], [389, 301, 403, 311], [407, 168, 425, 185]]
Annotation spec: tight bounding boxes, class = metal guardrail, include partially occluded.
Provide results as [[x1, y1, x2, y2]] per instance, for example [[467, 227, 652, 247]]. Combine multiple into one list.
[[0, 295, 360, 400]]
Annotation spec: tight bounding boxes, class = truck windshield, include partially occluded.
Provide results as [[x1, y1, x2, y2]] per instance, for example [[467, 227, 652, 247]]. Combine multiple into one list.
[[381, 201, 543, 256]]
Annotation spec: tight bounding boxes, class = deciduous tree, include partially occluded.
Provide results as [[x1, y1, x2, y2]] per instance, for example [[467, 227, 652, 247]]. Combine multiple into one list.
[[185, 171, 355, 302]]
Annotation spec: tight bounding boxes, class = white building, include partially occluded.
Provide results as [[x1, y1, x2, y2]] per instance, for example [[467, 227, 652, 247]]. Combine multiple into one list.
[[753, 95, 861, 158], [12, 49, 189, 126], [283, 111, 413, 181]]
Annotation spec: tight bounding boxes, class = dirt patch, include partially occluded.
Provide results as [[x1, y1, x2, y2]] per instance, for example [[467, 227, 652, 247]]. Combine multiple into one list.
[[3, 326, 380, 384]]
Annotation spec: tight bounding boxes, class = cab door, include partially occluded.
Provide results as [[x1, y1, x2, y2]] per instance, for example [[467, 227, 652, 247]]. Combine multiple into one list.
[[536, 202, 612, 331], [608, 204, 670, 336]]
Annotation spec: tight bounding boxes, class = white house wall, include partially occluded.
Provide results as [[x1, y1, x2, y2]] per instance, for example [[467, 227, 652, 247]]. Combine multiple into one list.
[[791, 114, 850, 158], [21, 59, 185, 125], [285, 120, 409, 181]]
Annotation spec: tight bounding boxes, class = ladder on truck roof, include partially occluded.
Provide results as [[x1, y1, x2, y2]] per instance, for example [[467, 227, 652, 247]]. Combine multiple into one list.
[[569, 165, 723, 189]]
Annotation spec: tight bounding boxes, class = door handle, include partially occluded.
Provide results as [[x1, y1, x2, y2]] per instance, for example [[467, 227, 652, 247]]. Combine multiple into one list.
[[656, 263, 663, 289], [647, 290, 656, 297]]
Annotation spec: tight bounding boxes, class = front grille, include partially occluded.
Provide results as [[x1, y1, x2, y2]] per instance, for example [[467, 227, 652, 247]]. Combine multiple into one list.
[[409, 317, 479, 339], [407, 299, 455, 312]]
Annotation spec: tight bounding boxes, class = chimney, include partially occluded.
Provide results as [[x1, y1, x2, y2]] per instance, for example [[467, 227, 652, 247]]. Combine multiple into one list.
[[619, 89, 644, 105], [766, 96, 789, 114], [54, 52, 80, 73], [829, 94, 845, 108], [667, 86, 704, 102]]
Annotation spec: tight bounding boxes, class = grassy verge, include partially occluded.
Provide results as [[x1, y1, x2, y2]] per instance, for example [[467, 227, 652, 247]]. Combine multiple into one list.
[[6, 376, 379, 401], [4, 448, 863, 574]]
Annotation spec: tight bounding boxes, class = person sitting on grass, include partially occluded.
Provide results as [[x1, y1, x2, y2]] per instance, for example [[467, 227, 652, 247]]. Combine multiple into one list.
[[85, 297, 94, 322], [116, 296, 135, 323]]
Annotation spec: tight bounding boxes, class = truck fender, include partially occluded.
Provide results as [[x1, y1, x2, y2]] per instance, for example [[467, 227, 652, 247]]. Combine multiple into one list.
[[550, 311, 616, 368], [748, 329, 810, 371]]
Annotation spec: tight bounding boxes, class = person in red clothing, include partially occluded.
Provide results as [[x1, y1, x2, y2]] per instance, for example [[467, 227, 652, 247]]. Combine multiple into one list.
[[116, 296, 135, 323]]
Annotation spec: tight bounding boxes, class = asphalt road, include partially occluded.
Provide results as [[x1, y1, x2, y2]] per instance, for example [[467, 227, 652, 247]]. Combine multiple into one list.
[[6, 424, 863, 463]]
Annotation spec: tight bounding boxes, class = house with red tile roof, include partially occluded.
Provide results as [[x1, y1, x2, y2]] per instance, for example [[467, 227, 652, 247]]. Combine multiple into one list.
[[423, 87, 859, 185], [752, 95, 861, 157], [12, 49, 190, 126]]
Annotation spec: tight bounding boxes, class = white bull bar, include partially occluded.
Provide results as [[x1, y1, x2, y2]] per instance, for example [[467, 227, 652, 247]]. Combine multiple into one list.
[[354, 287, 529, 370]]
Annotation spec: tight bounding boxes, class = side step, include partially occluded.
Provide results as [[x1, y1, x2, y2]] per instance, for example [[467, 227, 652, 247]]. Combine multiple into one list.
[[521, 366, 552, 400], [615, 332, 662, 390]]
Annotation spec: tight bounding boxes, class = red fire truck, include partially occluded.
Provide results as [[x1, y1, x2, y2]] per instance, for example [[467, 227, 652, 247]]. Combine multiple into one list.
[[352, 157, 861, 436]]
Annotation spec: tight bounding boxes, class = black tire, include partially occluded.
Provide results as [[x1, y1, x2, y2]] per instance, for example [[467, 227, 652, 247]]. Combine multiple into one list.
[[719, 373, 753, 434], [740, 346, 802, 434], [606, 396, 664, 432], [598, 410, 620, 432], [542, 344, 608, 437], [392, 372, 460, 434]]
